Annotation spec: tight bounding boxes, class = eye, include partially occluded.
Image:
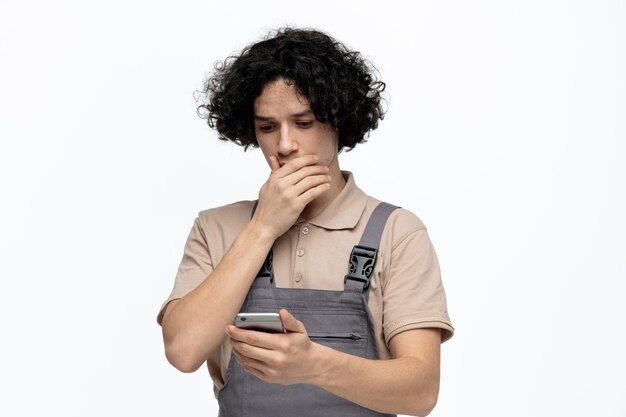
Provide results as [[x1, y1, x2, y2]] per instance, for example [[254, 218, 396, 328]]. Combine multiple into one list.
[[296, 121, 313, 128], [258, 124, 275, 132]]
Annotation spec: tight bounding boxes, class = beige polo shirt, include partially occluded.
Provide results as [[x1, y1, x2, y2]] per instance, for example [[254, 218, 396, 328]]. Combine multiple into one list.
[[158, 171, 454, 397]]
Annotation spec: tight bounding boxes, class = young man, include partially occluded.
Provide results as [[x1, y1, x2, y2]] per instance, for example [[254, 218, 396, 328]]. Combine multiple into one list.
[[157, 28, 454, 417]]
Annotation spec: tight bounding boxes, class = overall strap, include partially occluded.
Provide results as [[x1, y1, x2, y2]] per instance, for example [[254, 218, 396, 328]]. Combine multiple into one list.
[[344, 202, 399, 296]]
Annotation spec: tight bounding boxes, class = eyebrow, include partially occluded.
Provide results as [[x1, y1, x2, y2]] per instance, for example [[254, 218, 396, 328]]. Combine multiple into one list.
[[253, 109, 313, 121]]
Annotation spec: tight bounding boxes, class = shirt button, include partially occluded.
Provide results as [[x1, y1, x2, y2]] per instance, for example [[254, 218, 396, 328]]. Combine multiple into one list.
[[301, 226, 309, 235], [296, 248, 305, 257], [295, 272, 302, 282]]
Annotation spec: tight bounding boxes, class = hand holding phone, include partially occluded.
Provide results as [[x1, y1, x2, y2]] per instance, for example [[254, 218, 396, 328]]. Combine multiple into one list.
[[235, 312, 285, 333]]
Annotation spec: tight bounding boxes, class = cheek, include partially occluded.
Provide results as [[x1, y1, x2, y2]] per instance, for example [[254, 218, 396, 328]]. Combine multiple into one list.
[[256, 138, 273, 162], [319, 146, 336, 165], [317, 130, 339, 164]]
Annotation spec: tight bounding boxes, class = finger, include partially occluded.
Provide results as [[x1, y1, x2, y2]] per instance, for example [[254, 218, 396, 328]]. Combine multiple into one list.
[[296, 182, 332, 206], [269, 155, 280, 173], [281, 164, 330, 187], [234, 351, 270, 379], [288, 174, 332, 198], [279, 309, 307, 334], [236, 353, 271, 382], [231, 339, 275, 364], [273, 154, 319, 178], [246, 366, 270, 382], [228, 326, 284, 350]]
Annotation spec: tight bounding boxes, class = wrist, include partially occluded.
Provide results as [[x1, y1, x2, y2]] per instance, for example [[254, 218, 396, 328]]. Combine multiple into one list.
[[307, 342, 344, 388], [246, 217, 279, 244]]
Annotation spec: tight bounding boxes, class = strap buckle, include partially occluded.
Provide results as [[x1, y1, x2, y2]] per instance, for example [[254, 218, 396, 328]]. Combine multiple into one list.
[[344, 245, 378, 291]]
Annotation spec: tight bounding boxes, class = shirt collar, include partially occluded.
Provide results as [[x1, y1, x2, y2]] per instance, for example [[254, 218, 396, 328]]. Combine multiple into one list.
[[303, 171, 367, 230]]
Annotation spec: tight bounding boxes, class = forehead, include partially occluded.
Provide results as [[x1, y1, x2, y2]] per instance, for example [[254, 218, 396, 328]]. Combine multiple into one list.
[[253, 79, 311, 115]]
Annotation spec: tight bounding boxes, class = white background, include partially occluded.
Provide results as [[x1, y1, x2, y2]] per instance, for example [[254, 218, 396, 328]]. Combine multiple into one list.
[[1, 1, 624, 416]]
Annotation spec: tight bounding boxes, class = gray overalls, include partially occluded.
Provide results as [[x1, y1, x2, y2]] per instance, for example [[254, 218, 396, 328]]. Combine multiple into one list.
[[218, 202, 399, 417]]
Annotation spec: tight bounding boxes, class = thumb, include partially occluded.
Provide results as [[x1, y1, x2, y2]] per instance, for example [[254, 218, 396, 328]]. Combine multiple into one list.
[[280, 308, 305, 334]]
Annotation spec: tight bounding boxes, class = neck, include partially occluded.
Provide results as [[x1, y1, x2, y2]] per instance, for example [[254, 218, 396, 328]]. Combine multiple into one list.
[[300, 165, 346, 221]]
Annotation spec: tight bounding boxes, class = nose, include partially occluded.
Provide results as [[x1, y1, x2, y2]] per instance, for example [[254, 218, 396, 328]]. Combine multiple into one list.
[[277, 125, 298, 156]]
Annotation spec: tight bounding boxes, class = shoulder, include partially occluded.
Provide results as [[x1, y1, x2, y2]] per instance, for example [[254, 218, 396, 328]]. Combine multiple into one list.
[[198, 200, 256, 224], [196, 200, 256, 241], [363, 196, 427, 249]]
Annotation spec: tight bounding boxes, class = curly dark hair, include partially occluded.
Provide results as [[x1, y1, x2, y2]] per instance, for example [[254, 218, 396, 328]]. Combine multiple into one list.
[[196, 27, 387, 152]]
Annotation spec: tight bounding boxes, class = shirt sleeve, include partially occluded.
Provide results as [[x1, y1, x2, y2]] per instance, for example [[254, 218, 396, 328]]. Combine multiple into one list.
[[382, 227, 454, 344], [156, 216, 214, 325]]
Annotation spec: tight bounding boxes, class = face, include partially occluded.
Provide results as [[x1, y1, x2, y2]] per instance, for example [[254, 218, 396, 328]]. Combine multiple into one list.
[[253, 78, 340, 170]]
